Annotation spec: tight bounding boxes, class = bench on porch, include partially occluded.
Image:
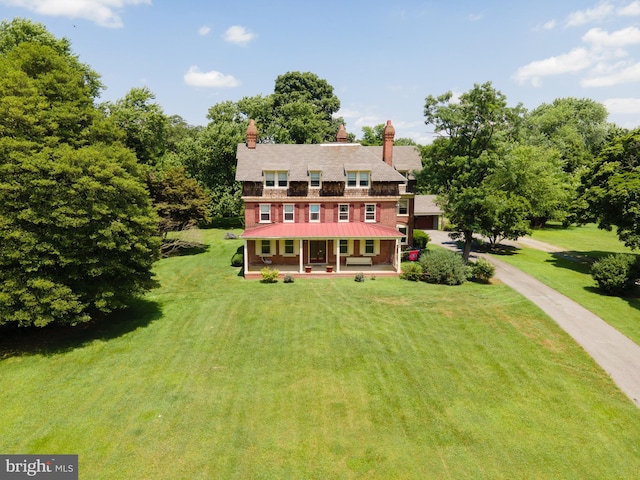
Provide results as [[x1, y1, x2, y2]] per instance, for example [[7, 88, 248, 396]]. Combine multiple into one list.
[[345, 256, 373, 266]]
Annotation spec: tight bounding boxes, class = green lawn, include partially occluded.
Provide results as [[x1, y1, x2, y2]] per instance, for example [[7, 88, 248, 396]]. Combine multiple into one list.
[[2, 229, 640, 479], [491, 224, 640, 345], [528, 222, 636, 256]]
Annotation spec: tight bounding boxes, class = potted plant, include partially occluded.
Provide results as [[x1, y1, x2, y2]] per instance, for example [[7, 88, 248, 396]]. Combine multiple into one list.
[[305, 265, 312, 273]]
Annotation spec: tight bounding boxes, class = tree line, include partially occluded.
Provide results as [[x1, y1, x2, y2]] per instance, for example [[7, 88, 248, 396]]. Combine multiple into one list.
[[1, 17, 638, 327]]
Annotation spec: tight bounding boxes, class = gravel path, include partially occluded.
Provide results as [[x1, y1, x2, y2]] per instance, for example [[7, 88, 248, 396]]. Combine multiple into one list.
[[428, 230, 640, 407]]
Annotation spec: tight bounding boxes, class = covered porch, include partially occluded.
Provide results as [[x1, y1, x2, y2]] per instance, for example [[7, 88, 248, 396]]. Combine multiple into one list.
[[241, 223, 403, 279]]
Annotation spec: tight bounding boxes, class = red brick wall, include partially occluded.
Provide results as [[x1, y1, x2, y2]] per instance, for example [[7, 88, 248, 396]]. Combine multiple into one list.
[[246, 200, 401, 227]]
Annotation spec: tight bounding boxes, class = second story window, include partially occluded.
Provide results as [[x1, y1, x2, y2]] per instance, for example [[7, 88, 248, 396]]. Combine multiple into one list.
[[309, 171, 321, 187], [265, 170, 288, 188], [260, 204, 271, 223], [365, 203, 376, 222], [309, 204, 320, 222], [398, 199, 409, 215], [346, 171, 370, 187], [338, 204, 349, 222], [283, 204, 294, 222]]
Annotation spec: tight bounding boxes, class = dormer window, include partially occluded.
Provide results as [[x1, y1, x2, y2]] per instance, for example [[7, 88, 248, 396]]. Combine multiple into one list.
[[309, 171, 321, 187], [265, 171, 288, 188], [346, 171, 370, 187]]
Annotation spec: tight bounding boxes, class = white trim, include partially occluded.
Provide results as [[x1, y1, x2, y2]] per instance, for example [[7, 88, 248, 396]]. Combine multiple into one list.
[[283, 204, 295, 223], [397, 199, 409, 216], [259, 204, 271, 223], [309, 204, 320, 222], [338, 204, 349, 222], [364, 203, 376, 222], [346, 170, 370, 188]]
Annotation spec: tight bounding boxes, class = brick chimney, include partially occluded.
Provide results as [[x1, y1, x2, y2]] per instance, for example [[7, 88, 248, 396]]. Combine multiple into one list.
[[246, 119, 258, 149], [382, 120, 395, 166], [336, 124, 347, 143]]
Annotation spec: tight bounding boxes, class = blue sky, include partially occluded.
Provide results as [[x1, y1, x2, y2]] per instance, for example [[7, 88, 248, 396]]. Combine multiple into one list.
[[3, 1, 640, 143]]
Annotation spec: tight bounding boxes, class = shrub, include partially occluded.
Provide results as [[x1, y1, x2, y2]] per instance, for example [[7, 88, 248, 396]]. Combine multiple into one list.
[[230, 253, 243, 267], [591, 254, 639, 295], [260, 267, 279, 283], [354, 272, 365, 282], [400, 262, 423, 281], [412, 230, 430, 249], [283, 273, 294, 283], [419, 249, 469, 285], [471, 258, 495, 283]]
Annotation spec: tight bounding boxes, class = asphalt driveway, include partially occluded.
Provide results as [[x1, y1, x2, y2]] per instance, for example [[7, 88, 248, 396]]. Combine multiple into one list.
[[428, 230, 640, 407]]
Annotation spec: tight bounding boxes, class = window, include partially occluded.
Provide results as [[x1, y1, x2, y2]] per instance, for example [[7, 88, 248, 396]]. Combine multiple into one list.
[[284, 204, 294, 223], [284, 239, 295, 255], [264, 170, 288, 188], [347, 172, 357, 187], [309, 204, 320, 222], [359, 172, 369, 187], [260, 204, 271, 223], [397, 224, 408, 245], [339, 239, 349, 254], [398, 199, 409, 216], [278, 171, 288, 187], [365, 204, 376, 222], [360, 239, 379, 256], [338, 204, 349, 222], [365, 239, 375, 254], [265, 172, 275, 187], [261, 240, 271, 255], [309, 171, 321, 187], [346, 171, 370, 187]]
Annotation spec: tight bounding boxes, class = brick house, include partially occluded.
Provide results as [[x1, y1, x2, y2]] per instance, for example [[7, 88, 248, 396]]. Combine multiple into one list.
[[235, 120, 422, 277]]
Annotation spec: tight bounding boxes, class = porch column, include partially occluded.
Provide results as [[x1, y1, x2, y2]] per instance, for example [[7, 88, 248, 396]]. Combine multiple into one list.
[[243, 240, 249, 276], [299, 239, 304, 273], [335, 238, 340, 273], [395, 238, 401, 272]]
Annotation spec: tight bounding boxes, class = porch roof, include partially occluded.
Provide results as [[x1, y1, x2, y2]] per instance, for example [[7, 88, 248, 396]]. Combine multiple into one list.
[[241, 222, 403, 239]]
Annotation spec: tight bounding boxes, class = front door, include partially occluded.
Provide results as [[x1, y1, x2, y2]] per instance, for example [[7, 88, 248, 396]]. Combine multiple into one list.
[[309, 240, 326, 264]]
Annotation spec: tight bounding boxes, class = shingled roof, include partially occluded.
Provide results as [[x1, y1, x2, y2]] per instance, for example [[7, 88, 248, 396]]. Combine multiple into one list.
[[236, 143, 421, 183]]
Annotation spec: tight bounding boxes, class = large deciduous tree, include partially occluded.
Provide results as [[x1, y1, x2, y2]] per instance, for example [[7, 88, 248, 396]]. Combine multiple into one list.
[[102, 87, 169, 165], [418, 82, 526, 261], [0, 19, 160, 327], [577, 128, 640, 249], [147, 166, 210, 242], [526, 98, 611, 174], [272, 71, 342, 143]]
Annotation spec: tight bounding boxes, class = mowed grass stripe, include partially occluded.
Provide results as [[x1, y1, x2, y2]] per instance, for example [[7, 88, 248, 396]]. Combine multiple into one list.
[[1, 229, 640, 479]]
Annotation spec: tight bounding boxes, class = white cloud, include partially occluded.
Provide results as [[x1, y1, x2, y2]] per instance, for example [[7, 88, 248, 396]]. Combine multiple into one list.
[[468, 13, 484, 22], [513, 48, 592, 86], [542, 19, 557, 30], [582, 61, 640, 86], [565, 1, 615, 27], [222, 25, 257, 46], [618, 0, 640, 16], [183, 66, 240, 88], [603, 97, 640, 114], [0, 0, 151, 28], [582, 26, 640, 47], [198, 26, 211, 36]]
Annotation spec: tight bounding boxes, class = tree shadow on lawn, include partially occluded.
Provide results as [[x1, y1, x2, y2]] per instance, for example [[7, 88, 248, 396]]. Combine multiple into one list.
[[545, 250, 640, 274], [583, 285, 640, 312], [0, 298, 162, 360], [161, 240, 209, 258], [477, 243, 520, 256]]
